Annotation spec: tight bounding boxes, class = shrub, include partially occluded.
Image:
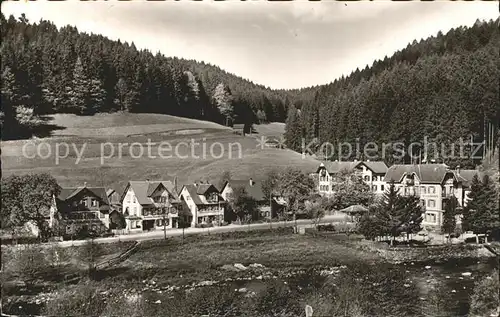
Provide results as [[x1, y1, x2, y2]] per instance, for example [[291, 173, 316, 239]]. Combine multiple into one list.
[[469, 270, 499, 316], [317, 224, 336, 232], [43, 283, 106, 316]]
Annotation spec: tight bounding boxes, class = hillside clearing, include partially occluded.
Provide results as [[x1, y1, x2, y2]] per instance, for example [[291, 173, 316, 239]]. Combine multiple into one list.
[[1, 113, 318, 193]]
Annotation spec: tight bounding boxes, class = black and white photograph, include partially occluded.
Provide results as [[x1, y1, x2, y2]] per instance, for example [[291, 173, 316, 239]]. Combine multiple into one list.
[[1, 0, 499, 316]]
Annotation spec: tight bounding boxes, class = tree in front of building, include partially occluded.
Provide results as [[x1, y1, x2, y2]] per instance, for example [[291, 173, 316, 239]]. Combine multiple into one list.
[[462, 174, 499, 243], [358, 182, 423, 245], [442, 196, 459, 243], [1, 173, 60, 241], [226, 186, 258, 224], [276, 167, 315, 231]]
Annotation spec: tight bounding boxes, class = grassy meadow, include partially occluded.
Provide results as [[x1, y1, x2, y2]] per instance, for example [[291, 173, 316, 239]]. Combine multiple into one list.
[[1, 113, 320, 192]]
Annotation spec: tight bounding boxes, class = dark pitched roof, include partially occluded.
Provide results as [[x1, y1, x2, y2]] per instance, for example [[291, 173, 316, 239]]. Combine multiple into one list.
[[182, 184, 223, 205], [58, 186, 109, 205], [224, 179, 266, 201], [57, 186, 111, 211], [316, 161, 358, 174], [359, 161, 388, 174], [196, 184, 213, 195], [127, 180, 179, 206], [454, 169, 479, 188], [383, 164, 454, 184]]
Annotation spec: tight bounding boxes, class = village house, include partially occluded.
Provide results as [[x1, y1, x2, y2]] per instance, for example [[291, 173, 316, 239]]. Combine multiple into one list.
[[316, 160, 388, 196], [232, 123, 246, 136], [106, 188, 121, 211], [121, 180, 185, 233], [179, 182, 225, 226], [383, 164, 478, 229], [53, 184, 111, 236]]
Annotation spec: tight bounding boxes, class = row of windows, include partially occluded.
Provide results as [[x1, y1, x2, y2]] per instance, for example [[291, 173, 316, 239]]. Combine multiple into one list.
[[319, 185, 329, 192], [420, 199, 436, 208], [398, 185, 439, 195], [363, 175, 382, 182], [199, 206, 222, 213], [371, 185, 385, 192], [425, 213, 437, 223], [75, 198, 99, 207]]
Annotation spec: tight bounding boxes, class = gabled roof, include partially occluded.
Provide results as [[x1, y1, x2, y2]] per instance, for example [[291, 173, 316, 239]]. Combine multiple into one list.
[[106, 189, 115, 197], [358, 161, 388, 174], [454, 169, 479, 188], [181, 184, 223, 205], [316, 161, 358, 174], [383, 164, 454, 184], [124, 180, 179, 206], [196, 184, 214, 195], [58, 186, 109, 205], [222, 179, 266, 201], [57, 186, 110, 211]]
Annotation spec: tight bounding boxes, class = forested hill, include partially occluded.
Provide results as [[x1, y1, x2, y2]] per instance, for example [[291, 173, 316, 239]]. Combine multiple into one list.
[[284, 18, 500, 168], [1, 12, 499, 154], [0, 13, 294, 140]]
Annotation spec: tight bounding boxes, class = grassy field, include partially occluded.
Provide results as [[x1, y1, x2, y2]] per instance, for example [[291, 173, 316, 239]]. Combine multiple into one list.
[[1, 113, 319, 193]]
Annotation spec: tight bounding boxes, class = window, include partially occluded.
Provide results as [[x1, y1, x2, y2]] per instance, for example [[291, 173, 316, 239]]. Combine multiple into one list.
[[82, 199, 88, 207], [373, 176, 378, 182], [325, 185, 329, 192], [91, 199, 98, 207], [364, 175, 370, 182], [429, 186, 436, 194], [133, 196, 136, 203], [420, 199, 425, 207], [442, 187, 446, 196], [133, 207, 137, 215], [427, 199, 436, 208], [421, 187, 426, 194], [126, 194, 131, 203], [426, 213, 436, 223], [99, 211, 105, 219], [372, 185, 377, 192], [381, 185, 385, 192]]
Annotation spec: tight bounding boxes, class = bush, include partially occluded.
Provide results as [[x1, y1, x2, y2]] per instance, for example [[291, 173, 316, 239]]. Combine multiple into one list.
[[317, 224, 336, 232], [195, 223, 215, 229], [43, 283, 106, 316], [469, 270, 499, 316]]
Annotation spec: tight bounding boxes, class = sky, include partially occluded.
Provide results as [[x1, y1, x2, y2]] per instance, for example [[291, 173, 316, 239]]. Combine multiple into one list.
[[3, 0, 498, 89]]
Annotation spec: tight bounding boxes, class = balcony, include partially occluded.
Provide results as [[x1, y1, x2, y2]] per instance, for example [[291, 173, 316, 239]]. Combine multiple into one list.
[[66, 212, 99, 220]]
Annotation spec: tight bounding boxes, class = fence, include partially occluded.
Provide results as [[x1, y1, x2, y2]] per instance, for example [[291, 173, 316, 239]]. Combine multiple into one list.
[[94, 241, 140, 270]]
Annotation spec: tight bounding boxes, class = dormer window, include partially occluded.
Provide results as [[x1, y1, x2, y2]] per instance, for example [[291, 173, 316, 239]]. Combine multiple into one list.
[[82, 199, 88, 207], [91, 199, 98, 207]]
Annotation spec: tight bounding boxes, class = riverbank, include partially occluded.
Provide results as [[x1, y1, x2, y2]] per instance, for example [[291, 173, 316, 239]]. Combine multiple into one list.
[[351, 239, 498, 264], [3, 229, 497, 316]]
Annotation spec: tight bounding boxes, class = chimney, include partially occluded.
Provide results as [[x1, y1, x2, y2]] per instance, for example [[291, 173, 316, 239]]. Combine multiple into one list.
[[174, 176, 178, 192], [83, 182, 87, 187], [249, 178, 254, 187], [146, 179, 150, 183], [456, 165, 461, 177]]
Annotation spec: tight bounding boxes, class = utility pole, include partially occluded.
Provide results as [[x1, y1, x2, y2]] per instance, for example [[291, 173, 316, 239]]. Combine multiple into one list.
[[162, 201, 167, 240], [269, 193, 272, 230]]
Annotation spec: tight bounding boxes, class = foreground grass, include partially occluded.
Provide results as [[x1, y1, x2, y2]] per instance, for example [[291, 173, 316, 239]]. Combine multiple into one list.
[[36, 231, 424, 317], [109, 229, 379, 285]]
